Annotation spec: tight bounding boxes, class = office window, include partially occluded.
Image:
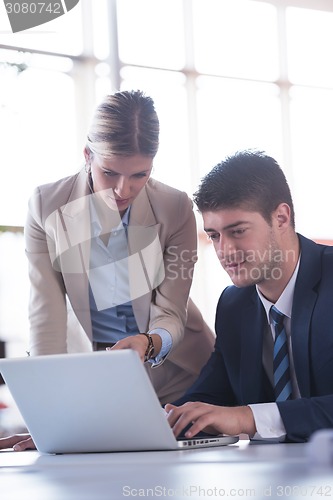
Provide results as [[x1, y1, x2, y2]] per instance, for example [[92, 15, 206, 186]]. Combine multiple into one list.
[[1, 0, 333, 336], [0, 51, 77, 226], [193, 0, 279, 81], [117, 0, 185, 70], [196, 77, 282, 177], [1, 0, 332, 236], [0, 7, 84, 55], [285, 6, 333, 240], [290, 86, 333, 238], [287, 7, 333, 87]]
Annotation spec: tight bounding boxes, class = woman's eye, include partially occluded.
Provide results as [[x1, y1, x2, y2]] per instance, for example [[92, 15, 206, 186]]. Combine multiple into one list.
[[103, 170, 117, 177]]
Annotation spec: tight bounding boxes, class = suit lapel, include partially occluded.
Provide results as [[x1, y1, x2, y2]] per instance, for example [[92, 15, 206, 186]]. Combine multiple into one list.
[[126, 185, 164, 332], [240, 291, 269, 403], [56, 170, 93, 336], [240, 235, 322, 401], [60, 170, 93, 272], [291, 235, 322, 397]]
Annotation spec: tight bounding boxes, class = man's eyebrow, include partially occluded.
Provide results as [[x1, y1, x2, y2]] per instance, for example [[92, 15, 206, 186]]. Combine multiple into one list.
[[204, 221, 251, 233]]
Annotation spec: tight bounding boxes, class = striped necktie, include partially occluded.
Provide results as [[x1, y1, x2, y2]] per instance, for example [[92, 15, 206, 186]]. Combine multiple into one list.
[[271, 305, 292, 402]]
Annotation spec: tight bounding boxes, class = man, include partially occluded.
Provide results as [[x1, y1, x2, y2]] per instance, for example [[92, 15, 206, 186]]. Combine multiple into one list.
[[166, 150, 333, 443]]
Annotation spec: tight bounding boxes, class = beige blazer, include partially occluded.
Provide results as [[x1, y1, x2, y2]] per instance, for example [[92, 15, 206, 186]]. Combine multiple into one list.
[[25, 168, 215, 403]]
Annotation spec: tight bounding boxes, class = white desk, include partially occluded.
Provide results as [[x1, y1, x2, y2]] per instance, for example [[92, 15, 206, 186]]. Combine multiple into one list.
[[1, 440, 332, 499]]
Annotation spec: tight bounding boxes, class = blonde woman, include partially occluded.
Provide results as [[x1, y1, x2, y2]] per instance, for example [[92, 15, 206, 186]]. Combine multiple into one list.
[[24, 89, 214, 405]]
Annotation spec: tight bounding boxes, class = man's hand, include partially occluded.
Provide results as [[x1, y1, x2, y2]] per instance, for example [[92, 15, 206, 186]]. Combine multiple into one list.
[[0, 433, 36, 451], [165, 402, 256, 438], [108, 333, 161, 362]]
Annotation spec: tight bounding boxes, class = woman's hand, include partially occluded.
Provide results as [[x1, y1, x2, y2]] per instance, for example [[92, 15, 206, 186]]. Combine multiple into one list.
[[0, 433, 36, 451], [108, 333, 161, 362], [165, 402, 256, 438]]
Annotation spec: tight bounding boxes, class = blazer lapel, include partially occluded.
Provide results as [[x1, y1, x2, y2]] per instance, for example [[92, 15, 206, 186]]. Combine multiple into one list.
[[291, 235, 322, 397], [57, 169, 93, 336], [240, 291, 268, 403], [126, 186, 164, 332], [61, 169, 93, 272], [128, 182, 156, 227]]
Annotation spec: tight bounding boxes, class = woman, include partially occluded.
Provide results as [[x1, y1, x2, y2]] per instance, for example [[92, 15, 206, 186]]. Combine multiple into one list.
[[25, 89, 214, 405]]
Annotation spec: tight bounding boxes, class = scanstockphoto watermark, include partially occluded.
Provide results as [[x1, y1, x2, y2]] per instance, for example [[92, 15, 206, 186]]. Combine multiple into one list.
[[166, 246, 197, 281], [215, 246, 297, 265], [122, 485, 257, 497], [122, 483, 333, 498], [216, 247, 298, 282], [3, 0, 80, 33]]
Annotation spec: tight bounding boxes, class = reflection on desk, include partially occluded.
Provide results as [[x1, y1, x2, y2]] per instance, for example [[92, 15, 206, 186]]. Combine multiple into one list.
[[1, 440, 333, 500]]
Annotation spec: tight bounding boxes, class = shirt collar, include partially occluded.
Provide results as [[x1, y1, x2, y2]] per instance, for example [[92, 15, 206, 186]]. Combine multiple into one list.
[[121, 206, 131, 226], [257, 257, 300, 324], [89, 197, 131, 237]]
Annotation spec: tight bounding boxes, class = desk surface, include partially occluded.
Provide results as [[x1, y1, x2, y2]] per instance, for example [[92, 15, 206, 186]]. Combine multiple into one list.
[[1, 440, 333, 500]]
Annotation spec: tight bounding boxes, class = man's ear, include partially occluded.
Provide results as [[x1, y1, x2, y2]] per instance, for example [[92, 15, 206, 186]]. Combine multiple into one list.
[[274, 203, 291, 228]]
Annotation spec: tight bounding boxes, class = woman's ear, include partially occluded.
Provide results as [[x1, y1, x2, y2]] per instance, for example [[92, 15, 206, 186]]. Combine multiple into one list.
[[83, 147, 90, 163]]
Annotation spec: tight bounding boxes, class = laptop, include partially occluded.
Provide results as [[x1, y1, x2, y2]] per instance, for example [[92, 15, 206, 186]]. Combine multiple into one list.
[[0, 350, 238, 454]]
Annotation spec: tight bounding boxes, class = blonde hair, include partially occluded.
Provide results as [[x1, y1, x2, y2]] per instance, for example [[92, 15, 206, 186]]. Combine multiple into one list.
[[86, 90, 159, 160]]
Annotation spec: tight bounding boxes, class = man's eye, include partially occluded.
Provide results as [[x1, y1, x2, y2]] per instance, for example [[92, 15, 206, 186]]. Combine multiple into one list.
[[208, 234, 219, 241], [232, 228, 246, 236]]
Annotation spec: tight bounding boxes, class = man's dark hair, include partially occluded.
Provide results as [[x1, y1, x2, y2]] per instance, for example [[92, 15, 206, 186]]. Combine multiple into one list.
[[193, 150, 295, 228]]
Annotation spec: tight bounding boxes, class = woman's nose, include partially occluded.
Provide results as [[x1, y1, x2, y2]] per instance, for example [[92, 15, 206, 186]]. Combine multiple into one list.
[[114, 177, 130, 198]]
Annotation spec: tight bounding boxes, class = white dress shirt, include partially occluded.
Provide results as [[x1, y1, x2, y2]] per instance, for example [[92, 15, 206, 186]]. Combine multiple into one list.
[[249, 259, 301, 440], [89, 199, 172, 363]]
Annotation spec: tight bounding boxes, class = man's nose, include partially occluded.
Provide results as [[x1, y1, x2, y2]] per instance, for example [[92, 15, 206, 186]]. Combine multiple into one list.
[[216, 237, 237, 260]]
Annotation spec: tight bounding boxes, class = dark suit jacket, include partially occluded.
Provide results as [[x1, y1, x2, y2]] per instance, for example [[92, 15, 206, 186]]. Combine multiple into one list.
[[174, 234, 333, 442]]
